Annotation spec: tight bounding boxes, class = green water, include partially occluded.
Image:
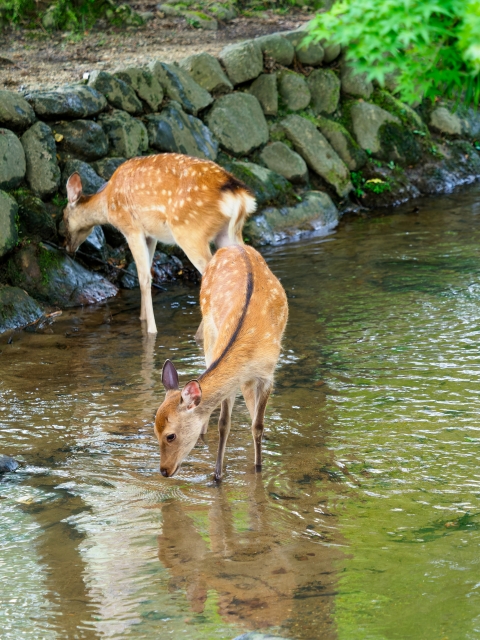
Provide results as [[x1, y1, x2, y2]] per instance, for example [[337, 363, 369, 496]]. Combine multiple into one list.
[[2, 185, 480, 639]]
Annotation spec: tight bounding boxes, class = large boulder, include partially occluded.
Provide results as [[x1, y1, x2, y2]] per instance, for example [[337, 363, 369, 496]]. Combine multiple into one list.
[[244, 191, 338, 246], [0, 286, 44, 334], [97, 110, 148, 158], [249, 73, 278, 116], [206, 93, 268, 156], [148, 61, 213, 115], [91, 157, 127, 180], [0, 90, 36, 130], [0, 190, 18, 257], [0, 129, 25, 190], [341, 63, 373, 99], [256, 34, 294, 66], [278, 71, 311, 112], [61, 160, 105, 195], [350, 101, 400, 153], [16, 193, 57, 241], [53, 119, 109, 161], [21, 121, 61, 197], [8, 243, 118, 307], [25, 85, 107, 119], [178, 53, 233, 94], [114, 67, 164, 112], [88, 70, 143, 115], [260, 141, 308, 183], [280, 115, 352, 197], [316, 116, 367, 171], [220, 159, 292, 205], [145, 101, 218, 160], [307, 69, 340, 115], [218, 40, 263, 86], [283, 29, 324, 66]]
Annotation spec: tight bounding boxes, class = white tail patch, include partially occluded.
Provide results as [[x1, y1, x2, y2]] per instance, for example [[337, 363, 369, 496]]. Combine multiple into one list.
[[219, 190, 257, 245]]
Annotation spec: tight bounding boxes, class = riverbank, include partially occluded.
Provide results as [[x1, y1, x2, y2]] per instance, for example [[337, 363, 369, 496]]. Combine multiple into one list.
[[1, 22, 480, 333]]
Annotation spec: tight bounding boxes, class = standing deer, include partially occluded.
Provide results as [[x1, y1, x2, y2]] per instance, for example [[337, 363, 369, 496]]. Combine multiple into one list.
[[63, 154, 256, 334], [154, 244, 288, 480]]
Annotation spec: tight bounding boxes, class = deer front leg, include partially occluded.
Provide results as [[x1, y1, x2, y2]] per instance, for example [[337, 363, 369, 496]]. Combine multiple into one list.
[[214, 393, 236, 481], [251, 380, 272, 472], [127, 233, 157, 334]]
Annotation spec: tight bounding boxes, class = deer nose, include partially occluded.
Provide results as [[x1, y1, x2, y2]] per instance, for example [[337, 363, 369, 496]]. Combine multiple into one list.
[[160, 468, 169, 477]]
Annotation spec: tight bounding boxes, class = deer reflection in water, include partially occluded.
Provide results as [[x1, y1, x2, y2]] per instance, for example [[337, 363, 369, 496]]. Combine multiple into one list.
[[158, 474, 339, 639]]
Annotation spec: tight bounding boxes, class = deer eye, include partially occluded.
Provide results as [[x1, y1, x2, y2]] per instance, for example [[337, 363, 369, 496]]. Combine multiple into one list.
[[166, 433, 176, 443]]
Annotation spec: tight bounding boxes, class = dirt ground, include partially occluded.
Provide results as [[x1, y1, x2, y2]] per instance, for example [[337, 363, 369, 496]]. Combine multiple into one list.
[[0, 4, 310, 92]]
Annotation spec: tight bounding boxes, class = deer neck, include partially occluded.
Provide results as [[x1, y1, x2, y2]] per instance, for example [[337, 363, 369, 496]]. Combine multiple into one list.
[[76, 189, 109, 228]]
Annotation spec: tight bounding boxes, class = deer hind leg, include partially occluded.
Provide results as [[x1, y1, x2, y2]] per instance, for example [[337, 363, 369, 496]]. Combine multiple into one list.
[[127, 233, 157, 334], [146, 236, 157, 269], [171, 229, 212, 275], [214, 392, 236, 481], [251, 379, 273, 472]]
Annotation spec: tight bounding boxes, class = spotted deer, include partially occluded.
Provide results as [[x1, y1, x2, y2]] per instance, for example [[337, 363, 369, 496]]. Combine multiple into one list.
[[63, 153, 256, 334], [154, 244, 288, 480]]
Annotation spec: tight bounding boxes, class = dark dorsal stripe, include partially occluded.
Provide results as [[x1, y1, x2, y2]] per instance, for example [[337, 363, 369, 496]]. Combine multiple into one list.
[[200, 246, 254, 381]]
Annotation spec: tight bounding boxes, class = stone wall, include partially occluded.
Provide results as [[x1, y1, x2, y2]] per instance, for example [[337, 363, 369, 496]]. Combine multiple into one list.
[[2, 24, 480, 332]]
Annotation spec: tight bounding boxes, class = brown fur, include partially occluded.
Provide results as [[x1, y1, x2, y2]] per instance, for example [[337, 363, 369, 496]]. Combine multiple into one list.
[[63, 153, 256, 333], [154, 244, 288, 480]]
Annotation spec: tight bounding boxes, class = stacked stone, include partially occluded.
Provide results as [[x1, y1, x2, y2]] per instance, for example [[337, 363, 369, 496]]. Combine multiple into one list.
[[2, 25, 480, 332]]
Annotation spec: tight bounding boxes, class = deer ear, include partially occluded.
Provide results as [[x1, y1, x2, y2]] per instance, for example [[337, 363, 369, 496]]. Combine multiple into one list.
[[162, 360, 179, 391], [66, 172, 83, 204], [181, 380, 202, 410]]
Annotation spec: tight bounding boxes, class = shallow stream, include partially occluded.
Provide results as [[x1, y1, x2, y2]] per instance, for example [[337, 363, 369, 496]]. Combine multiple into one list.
[[2, 185, 480, 639]]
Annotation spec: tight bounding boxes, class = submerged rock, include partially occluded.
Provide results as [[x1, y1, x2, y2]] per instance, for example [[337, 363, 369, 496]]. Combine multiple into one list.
[[0, 286, 44, 333], [21, 121, 60, 197], [206, 93, 268, 156], [146, 101, 218, 160], [8, 243, 118, 307], [0, 454, 20, 473], [0, 128, 26, 190], [0, 191, 18, 258], [245, 191, 338, 245]]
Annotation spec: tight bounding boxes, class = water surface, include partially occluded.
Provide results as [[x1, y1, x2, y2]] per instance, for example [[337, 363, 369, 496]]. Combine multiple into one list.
[[2, 185, 480, 639]]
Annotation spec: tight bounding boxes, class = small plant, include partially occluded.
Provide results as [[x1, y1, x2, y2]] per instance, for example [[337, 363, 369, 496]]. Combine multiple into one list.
[[387, 160, 396, 170], [351, 171, 365, 198], [52, 193, 68, 208], [364, 178, 391, 194]]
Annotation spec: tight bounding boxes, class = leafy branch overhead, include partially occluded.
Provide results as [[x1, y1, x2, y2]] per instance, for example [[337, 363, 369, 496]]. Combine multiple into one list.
[[307, 0, 480, 106]]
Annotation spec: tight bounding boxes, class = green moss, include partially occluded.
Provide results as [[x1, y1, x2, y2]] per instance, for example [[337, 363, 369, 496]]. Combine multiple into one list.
[[378, 121, 422, 166], [38, 245, 62, 285]]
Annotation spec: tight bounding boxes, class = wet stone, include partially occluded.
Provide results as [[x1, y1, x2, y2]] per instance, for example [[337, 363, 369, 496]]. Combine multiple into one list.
[[0, 190, 18, 258], [178, 52, 233, 94], [0, 89, 36, 130], [21, 122, 60, 197], [278, 71, 311, 112], [88, 70, 143, 115], [148, 61, 213, 115], [206, 93, 268, 156], [0, 128, 26, 190], [146, 101, 218, 160], [249, 73, 278, 116], [97, 110, 148, 159], [8, 243, 118, 308], [53, 119, 109, 162], [0, 286, 44, 334], [25, 85, 107, 119], [16, 193, 57, 241], [113, 67, 164, 112], [218, 40, 263, 86], [61, 160, 106, 196], [0, 454, 20, 473]]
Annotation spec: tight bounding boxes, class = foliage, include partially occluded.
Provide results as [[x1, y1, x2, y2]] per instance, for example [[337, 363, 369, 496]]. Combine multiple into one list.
[[307, 0, 480, 106], [351, 171, 391, 197]]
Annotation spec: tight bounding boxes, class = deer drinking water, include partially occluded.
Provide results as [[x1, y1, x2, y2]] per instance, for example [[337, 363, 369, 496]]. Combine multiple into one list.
[[154, 244, 288, 480], [63, 154, 256, 334]]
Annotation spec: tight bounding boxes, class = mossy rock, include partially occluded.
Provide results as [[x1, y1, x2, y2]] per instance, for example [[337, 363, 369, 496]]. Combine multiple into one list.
[[316, 115, 366, 171], [378, 121, 423, 166], [219, 158, 293, 205], [0, 190, 18, 258], [15, 192, 57, 241]]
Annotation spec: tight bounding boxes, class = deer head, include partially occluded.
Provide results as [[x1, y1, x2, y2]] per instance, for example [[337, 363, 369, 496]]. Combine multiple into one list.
[[63, 173, 102, 254], [154, 360, 207, 478]]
